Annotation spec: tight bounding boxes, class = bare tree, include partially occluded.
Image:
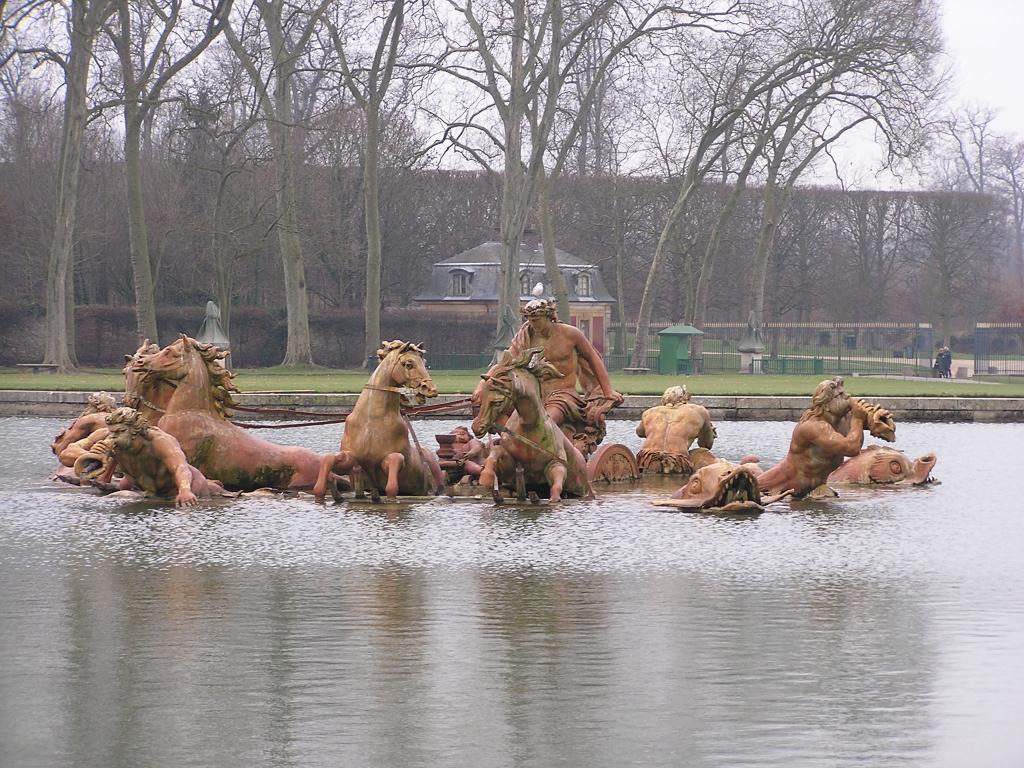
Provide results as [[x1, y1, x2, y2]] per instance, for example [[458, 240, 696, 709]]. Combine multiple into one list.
[[630, 19, 812, 366], [990, 137, 1024, 284], [944, 104, 999, 194], [224, 0, 331, 366], [945, 106, 1024, 285], [5, 0, 116, 370], [835, 191, 912, 321], [324, 0, 413, 365], [909, 188, 1003, 344], [101, 0, 232, 343], [631, 0, 943, 367], [532, 3, 710, 323], [170, 46, 262, 337], [430, 0, 724, 348]]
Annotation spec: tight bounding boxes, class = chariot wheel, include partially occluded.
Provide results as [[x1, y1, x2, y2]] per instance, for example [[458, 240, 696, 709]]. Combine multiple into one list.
[[587, 443, 640, 483]]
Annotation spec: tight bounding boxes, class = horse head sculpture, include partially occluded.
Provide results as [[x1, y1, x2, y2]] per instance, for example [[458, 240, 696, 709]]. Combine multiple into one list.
[[472, 348, 562, 438], [121, 340, 161, 412], [373, 340, 437, 406], [131, 335, 237, 418], [470, 349, 589, 503]]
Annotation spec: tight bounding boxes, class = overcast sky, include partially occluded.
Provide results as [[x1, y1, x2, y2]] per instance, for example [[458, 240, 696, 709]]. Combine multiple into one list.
[[941, 0, 1024, 137]]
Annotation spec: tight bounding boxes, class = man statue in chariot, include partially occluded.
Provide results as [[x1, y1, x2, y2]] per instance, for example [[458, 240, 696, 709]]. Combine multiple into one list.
[[474, 296, 624, 458]]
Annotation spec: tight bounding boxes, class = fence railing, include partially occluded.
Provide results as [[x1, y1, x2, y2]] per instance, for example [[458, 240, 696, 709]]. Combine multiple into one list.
[[974, 323, 1024, 377], [608, 322, 936, 376], [426, 322, 1024, 378]]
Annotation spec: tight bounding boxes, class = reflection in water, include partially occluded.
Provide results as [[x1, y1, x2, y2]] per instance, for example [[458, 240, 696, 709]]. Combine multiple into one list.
[[1, 417, 1023, 767]]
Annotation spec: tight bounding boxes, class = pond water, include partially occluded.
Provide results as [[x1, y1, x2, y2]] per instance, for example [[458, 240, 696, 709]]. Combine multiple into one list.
[[1, 416, 1022, 768]]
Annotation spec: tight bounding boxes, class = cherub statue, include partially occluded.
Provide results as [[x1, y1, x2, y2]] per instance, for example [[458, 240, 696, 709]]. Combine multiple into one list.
[[437, 425, 490, 484]]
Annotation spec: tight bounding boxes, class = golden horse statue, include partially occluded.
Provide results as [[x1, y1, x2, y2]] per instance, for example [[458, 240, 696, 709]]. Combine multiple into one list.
[[471, 348, 592, 503], [313, 341, 445, 501]]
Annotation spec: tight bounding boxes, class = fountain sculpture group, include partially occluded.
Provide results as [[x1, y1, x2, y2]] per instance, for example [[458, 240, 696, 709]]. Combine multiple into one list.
[[50, 300, 937, 511]]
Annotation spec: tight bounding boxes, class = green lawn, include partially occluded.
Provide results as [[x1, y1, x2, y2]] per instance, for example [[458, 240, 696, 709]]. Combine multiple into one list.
[[3, 367, 1024, 397]]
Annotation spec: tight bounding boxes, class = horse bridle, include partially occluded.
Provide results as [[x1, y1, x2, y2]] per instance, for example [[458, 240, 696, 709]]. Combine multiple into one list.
[[362, 383, 424, 399], [491, 423, 566, 467], [126, 393, 168, 415], [125, 365, 178, 415]]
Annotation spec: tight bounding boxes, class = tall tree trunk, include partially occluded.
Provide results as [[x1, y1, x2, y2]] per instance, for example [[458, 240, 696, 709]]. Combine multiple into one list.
[[124, 116, 159, 343], [612, 187, 627, 354], [748, 169, 782, 329], [211, 169, 232, 338], [270, 93, 313, 367], [629, 176, 700, 367], [537, 171, 570, 321], [936, 271, 952, 347], [687, 179, 754, 369], [43, 0, 98, 371], [494, 1, 527, 344], [362, 109, 382, 365], [65, 266, 77, 364], [497, 131, 527, 342]]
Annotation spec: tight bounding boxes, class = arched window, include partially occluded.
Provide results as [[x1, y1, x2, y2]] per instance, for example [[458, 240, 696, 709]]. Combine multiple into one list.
[[576, 273, 592, 297], [520, 272, 532, 296], [450, 270, 470, 296]]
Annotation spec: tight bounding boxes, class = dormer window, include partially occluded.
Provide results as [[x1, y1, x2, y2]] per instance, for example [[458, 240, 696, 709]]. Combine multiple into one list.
[[576, 272, 592, 297], [520, 271, 532, 296], [449, 269, 472, 296]]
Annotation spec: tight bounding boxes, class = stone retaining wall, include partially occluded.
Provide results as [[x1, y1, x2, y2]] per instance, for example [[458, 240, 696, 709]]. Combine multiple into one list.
[[3, 390, 1022, 423]]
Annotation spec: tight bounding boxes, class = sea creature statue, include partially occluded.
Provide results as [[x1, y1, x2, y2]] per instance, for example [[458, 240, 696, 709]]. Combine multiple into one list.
[[313, 341, 445, 501], [52, 391, 117, 457], [74, 407, 225, 506], [756, 377, 895, 499], [826, 445, 937, 486], [50, 391, 118, 483], [128, 335, 336, 491], [652, 459, 788, 513], [472, 348, 593, 503], [635, 385, 717, 474], [58, 427, 110, 472]]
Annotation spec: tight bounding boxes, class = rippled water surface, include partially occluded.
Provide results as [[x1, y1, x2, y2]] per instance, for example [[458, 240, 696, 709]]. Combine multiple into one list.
[[1, 416, 1022, 767]]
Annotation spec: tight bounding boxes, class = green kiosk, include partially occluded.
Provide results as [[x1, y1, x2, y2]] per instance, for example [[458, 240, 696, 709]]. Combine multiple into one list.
[[657, 324, 703, 375]]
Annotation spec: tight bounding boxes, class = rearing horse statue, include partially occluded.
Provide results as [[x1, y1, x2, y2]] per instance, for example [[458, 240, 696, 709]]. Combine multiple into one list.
[[472, 348, 592, 503], [128, 335, 338, 492], [313, 340, 445, 501]]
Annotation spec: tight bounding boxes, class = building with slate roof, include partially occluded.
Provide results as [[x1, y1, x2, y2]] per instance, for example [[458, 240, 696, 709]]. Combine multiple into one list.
[[412, 241, 615, 352]]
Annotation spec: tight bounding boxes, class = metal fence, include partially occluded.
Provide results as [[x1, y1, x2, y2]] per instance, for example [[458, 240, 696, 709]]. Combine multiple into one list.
[[604, 329, 660, 371], [703, 322, 935, 376], [424, 322, 1024, 378], [609, 322, 935, 376], [974, 323, 1024, 377]]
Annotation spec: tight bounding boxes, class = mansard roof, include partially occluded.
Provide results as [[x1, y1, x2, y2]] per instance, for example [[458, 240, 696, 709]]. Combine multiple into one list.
[[414, 241, 614, 304], [437, 241, 594, 268]]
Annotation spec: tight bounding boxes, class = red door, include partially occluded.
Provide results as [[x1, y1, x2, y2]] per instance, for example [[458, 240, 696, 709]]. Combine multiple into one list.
[[592, 315, 604, 354]]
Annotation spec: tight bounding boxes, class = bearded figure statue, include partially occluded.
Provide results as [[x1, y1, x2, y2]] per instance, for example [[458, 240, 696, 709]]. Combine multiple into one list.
[[754, 377, 894, 498]]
